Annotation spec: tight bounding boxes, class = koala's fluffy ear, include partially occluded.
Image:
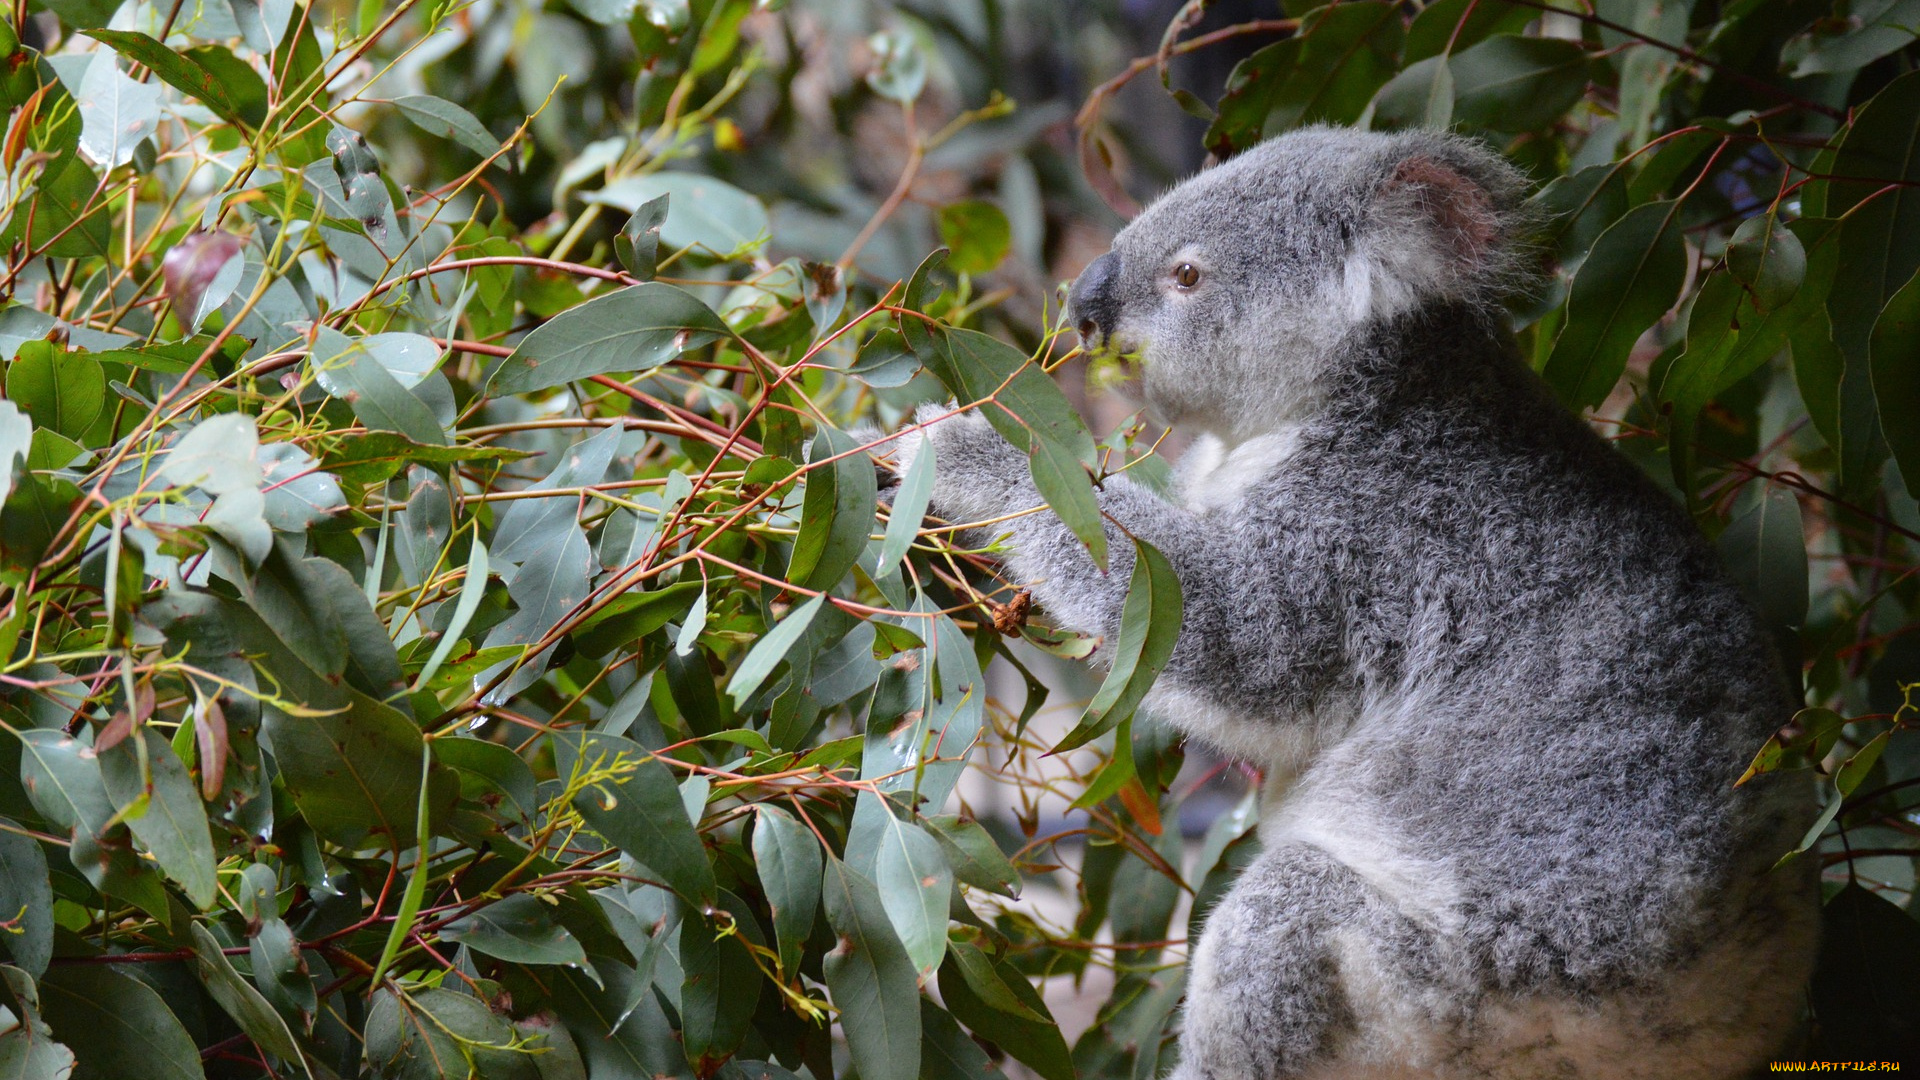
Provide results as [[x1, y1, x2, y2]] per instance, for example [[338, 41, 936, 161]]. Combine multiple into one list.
[[1344, 144, 1528, 321]]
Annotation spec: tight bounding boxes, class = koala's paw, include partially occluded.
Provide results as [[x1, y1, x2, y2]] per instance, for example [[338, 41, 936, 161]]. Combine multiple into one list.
[[903, 402, 1028, 524]]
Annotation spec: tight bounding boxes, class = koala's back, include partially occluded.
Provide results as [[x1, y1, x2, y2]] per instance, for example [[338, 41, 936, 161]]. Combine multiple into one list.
[[1190, 305, 1812, 991]]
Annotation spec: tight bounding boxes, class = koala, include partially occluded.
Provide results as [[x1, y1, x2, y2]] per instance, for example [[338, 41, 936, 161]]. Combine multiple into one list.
[[900, 128, 1820, 1078]]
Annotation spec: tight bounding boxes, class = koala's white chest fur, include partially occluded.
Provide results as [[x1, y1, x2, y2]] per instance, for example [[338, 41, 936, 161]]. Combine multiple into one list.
[[1177, 429, 1310, 514]]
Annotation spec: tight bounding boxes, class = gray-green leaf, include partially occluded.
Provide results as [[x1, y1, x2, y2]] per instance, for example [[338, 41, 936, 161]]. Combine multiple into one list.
[[821, 858, 920, 1080], [490, 284, 731, 395]]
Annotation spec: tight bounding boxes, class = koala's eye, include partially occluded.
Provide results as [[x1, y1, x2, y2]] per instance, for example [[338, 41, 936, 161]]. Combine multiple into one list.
[[1172, 263, 1201, 290]]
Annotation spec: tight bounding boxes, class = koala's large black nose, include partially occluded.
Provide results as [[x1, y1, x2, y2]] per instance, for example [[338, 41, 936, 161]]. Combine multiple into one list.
[[1069, 252, 1120, 345]]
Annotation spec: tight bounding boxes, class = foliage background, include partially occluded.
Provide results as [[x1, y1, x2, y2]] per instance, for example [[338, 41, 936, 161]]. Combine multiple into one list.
[[0, 0, 1918, 1076]]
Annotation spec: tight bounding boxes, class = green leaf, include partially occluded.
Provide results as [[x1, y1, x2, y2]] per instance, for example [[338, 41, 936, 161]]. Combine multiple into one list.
[[1717, 486, 1807, 631], [180, 45, 266, 125], [924, 815, 1020, 899], [82, 30, 252, 128], [190, 595, 440, 849], [514, 1013, 588, 1080], [872, 813, 951, 981], [97, 730, 218, 909], [559, 730, 716, 907], [936, 201, 1011, 276], [0, 402, 28, 506], [0, 965, 74, 1080], [490, 283, 732, 395], [865, 29, 927, 104], [235, 864, 313, 1023], [919, 1000, 1002, 1080], [5, 343, 104, 442], [1820, 69, 1920, 491], [1055, 538, 1184, 754], [1025, 433, 1108, 573], [365, 988, 538, 1080], [726, 594, 823, 707], [16, 730, 168, 919], [850, 326, 922, 388], [250, 443, 336, 535], [160, 412, 260, 495], [584, 173, 769, 257], [437, 732, 537, 822], [5, 156, 111, 260], [615, 194, 668, 280], [543, 963, 688, 1080], [443, 893, 595, 975], [74, 49, 159, 169], [821, 857, 921, 1080], [674, 586, 707, 656], [937, 944, 1071, 1080], [950, 942, 1048, 1025], [1782, 0, 1920, 77], [186, 923, 312, 1080], [573, 581, 705, 658], [491, 425, 621, 565], [1370, 52, 1453, 130], [0, 824, 51, 978], [1626, 127, 1722, 205], [1726, 213, 1806, 312], [414, 538, 489, 691], [902, 326, 1104, 565], [876, 430, 932, 578], [1203, 2, 1403, 154], [391, 94, 500, 157], [1872, 266, 1920, 500], [1657, 218, 1835, 493], [1793, 311, 1884, 499], [1402, 0, 1534, 62], [311, 327, 445, 447], [1540, 200, 1686, 411], [787, 426, 876, 591], [1447, 34, 1592, 132], [1069, 717, 1139, 812], [369, 739, 436, 989], [1808, 882, 1920, 1057], [678, 892, 761, 1073], [38, 966, 203, 1080], [751, 804, 821, 978], [1835, 729, 1893, 797], [1532, 162, 1631, 270], [1742, 706, 1848, 783]]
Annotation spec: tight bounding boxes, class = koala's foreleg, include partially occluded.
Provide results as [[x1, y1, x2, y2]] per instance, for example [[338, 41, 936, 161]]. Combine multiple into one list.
[[904, 405, 1236, 659]]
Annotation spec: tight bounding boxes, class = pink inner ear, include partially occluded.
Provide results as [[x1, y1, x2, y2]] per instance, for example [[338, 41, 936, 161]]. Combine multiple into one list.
[[1389, 155, 1499, 262]]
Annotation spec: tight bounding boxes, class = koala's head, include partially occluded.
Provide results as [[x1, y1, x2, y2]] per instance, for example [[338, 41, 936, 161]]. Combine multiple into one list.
[[1069, 127, 1530, 440]]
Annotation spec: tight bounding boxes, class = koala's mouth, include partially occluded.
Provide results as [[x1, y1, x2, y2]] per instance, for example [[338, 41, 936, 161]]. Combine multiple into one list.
[[1081, 334, 1147, 394]]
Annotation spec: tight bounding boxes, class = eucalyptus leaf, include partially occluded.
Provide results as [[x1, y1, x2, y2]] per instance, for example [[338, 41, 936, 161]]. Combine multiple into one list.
[[1541, 200, 1686, 411], [584, 174, 769, 257], [490, 284, 731, 395], [821, 858, 920, 1080], [97, 730, 218, 909], [443, 893, 595, 976], [391, 94, 500, 157], [186, 922, 312, 1079], [39, 966, 203, 1080], [74, 50, 159, 169], [751, 805, 821, 978], [559, 731, 716, 907], [1055, 539, 1183, 754]]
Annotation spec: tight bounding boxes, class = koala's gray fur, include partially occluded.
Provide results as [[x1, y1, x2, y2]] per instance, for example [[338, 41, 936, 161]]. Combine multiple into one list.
[[900, 128, 1819, 1078]]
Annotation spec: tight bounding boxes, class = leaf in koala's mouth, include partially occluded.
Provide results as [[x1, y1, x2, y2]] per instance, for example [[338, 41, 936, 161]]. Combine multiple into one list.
[[1085, 341, 1146, 393]]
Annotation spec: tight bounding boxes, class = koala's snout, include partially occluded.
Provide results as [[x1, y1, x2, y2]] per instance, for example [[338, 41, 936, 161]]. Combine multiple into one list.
[[1069, 251, 1121, 346]]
